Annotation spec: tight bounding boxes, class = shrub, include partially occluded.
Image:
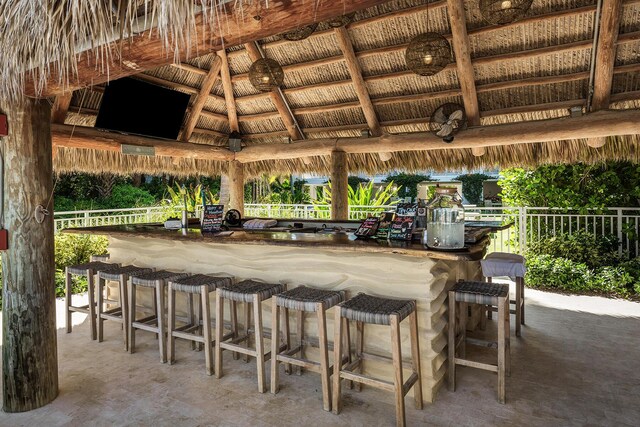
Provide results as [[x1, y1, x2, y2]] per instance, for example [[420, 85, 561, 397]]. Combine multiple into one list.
[[526, 231, 622, 269], [102, 184, 156, 209], [454, 173, 496, 205], [54, 234, 109, 297], [525, 255, 594, 293]]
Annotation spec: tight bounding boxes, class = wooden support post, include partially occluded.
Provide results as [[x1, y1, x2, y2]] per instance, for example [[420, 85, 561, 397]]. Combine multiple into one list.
[[330, 151, 349, 221], [228, 160, 245, 216], [1, 98, 59, 412]]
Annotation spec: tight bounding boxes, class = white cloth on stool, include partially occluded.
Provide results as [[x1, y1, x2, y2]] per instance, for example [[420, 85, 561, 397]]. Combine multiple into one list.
[[481, 252, 526, 279], [243, 218, 278, 229]]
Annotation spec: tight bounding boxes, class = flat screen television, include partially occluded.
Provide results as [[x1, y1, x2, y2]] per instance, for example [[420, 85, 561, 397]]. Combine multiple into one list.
[[95, 77, 190, 140]]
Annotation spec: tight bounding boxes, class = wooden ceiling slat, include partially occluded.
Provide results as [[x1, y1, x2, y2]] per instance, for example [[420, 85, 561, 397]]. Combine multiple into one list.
[[182, 56, 222, 142], [218, 49, 240, 133]]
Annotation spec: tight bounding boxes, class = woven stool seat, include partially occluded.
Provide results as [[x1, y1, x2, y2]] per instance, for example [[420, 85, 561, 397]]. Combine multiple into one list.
[[219, 280, 284, 303], [339, 293, 416, 325], [131, 270, 189, 287], [275, 286, 345, 312], [453, 281, 509, 305], [169, 275, 233, 293], [67, 261, 117, 276], [99, 265, 152, 281]]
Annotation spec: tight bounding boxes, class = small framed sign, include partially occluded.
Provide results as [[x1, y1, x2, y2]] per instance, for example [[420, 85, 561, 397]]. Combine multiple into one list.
[[388, 215, 415, 241], [201, 204, 224, 233], [355, 217, 380, 238]]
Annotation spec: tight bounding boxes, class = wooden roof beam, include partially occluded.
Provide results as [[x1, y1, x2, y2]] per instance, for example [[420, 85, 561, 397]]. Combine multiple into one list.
[[218, 50, 240, 133], [588, 0, 623, 148], [29, 0, 389, 97], [447, 0, 480, 129], [334, 26, 382, 137], [182, 56, 223, 142], [51, 93, 73, 124], [234, 109, 640, 162], [244, 42, 304, 141], [52, 124, 233, 161]]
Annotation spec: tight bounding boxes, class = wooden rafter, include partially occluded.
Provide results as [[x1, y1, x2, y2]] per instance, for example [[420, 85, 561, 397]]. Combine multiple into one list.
[[28, 0, 390, 96], [171, 63, 207, 76], [182, 56, 222, 142], [334, 26, 382, 137], [51, 93, 73, 124], [52, 109, 640, 163], [244, 42, 304, 140], [218, 49, 240, 133], [447, 0, 480, 127]]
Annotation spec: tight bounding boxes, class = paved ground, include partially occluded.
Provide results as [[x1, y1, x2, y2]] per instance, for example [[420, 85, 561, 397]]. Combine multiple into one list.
[[0, 288, 639, 426]]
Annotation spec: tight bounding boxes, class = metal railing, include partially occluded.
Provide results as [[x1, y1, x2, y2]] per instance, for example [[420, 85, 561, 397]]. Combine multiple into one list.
[[55, 205, 640, 257]]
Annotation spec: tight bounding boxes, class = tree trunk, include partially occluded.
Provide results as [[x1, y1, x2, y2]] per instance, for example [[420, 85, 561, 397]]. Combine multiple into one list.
[[228, 160, 245, 216], [1, 98, 59, 412], [331, 151, 349, 220]]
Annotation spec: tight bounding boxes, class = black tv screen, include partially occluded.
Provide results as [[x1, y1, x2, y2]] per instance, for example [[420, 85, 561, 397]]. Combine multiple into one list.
[[95, 77, 190, 140]]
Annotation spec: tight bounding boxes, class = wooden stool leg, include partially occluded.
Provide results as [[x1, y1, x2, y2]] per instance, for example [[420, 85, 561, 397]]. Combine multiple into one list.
[[355, 321, 364, 392], [519, 277, 525, 325], [390, 314, 405, 427], [194, 295, 203, 351], [168, 286, 176, 364], [344, 316, 353, 390], [87, 270, 97, 340], [187, 293, 195, 350], [487, 277, 493, 319], [317, 303, 331, 412], [126, 278, 134, 353], [65, 269, 73, 333], [253, 295, 266, 393], [332, 307, 343, 415], [283, 307, 292, 375], [97, 277, 105, 342], [214, 290, 224, 379], [270, 299, 280, 394], [243, 302, 251, 363], [201, 287, 213, 376], [296, 310, 305, 375], [156, 281, 167, 363], [505, 296, 511, 377], [448, 290, 456, 392], [459, 301, 467, 358], [409, 310, 423, 409], [515, 277, 522, 337], [497, 295, 506, 404], [230, 300, 239, 360]]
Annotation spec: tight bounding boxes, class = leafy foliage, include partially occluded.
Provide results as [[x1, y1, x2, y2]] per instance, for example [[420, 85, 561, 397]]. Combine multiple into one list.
[[383, 173, 431, 199], [499, 163, 640, 209], [162, 183, 219, 219], [315, 181, 399, 206], [454, 173, 496, 205], [260, 176, 310, 204], [55, 183, 156, 211], [526, 231, 621, 269], [53, 234, 109, 297]]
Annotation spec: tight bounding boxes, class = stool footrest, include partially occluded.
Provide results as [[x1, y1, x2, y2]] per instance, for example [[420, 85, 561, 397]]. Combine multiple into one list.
[[68, 304, 91, 314], [454, 357, 498, 373], [275, 353, 321, 372], [220, 341, 272, 362], [131, 321, 159, 333], [282, 344, 303, 357], [402, 373, 419, 397], [466, 337, 498, 349], [361, 351, 415, 370], [172, 331, 206, 343], [339, 371, 395, 392]]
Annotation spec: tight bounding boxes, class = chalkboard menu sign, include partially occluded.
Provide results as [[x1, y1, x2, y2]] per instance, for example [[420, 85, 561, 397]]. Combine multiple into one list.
[[355, 217, 380, 238], [388, 215, 415, 241], [376, 211, 395, 239], [396, 203, 418, 216], [201, 204, 224, 233]]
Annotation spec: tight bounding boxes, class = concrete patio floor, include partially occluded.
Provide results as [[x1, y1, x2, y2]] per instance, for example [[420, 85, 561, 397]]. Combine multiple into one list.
[[1, 287, 639, 426]]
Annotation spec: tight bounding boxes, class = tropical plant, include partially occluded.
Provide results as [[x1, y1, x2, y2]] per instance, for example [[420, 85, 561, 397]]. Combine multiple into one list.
[[162, 183, 219, 219], [261, 176, 310, 204], [313, 181, 399, 218], [454, 173, 496, 205], [383, 173, 431, 199]]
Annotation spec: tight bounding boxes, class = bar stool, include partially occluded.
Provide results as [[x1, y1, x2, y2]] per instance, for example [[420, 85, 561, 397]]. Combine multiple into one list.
[[215, 279, 285, 393], [65, 259, 120, 339], [481, 252, 526, 336], [97, 265, 153, 350], [448, 280, 510, 404], [128, 270, 189, 363], [167, 274, 234, 375], [333, 293, 423, 427], [270, 286, 346, 411]]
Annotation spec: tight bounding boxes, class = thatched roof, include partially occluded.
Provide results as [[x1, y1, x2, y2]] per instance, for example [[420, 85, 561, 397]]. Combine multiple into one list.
[[9, 0, 640, 177]]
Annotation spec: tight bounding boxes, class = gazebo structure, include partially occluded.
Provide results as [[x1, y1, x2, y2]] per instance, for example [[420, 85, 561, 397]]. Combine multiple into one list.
[[1, 0, 639, 414]]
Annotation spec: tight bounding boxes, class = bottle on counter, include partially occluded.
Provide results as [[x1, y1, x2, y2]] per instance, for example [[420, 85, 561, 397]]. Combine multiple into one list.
[[423, 187, 465, 249]]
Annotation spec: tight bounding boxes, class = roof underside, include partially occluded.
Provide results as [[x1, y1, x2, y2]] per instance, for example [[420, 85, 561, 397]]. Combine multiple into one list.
[[57, 0, 640, 177]]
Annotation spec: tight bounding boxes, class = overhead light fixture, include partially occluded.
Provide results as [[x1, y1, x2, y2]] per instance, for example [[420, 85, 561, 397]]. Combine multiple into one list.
[[479, 0, 533, 25], [248, 58, 284, 92], [228, 131, 242, 152], [405, 33, 451, 77]]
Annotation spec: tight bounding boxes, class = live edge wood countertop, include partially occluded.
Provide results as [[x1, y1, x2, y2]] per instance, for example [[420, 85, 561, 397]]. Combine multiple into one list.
[[64, 224, 490, 261]]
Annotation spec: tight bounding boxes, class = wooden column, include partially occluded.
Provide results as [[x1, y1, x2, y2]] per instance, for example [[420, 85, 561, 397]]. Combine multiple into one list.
[[1, 98, 58, 412], [227, 160, 244, 216], [330, 151, 349, 221]]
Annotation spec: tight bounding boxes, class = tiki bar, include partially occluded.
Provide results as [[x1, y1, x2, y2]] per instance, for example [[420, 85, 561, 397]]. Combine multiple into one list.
[[1, 0, 639, 426]]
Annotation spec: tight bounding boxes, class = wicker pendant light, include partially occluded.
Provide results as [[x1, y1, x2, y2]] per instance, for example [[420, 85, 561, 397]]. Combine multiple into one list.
[[405, 32, 451, 77], [327, 13, 355, 28], [248, 58, 284, 92], [479, 0, 533, 25], [282, 23, 318, 41]]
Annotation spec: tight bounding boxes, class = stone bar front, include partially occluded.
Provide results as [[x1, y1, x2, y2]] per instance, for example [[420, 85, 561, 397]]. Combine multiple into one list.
[[66, 224, 488, 403]]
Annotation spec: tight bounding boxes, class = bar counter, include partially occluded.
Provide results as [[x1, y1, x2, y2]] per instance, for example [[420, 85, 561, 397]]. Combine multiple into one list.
[[64, 223, 489, 403]]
